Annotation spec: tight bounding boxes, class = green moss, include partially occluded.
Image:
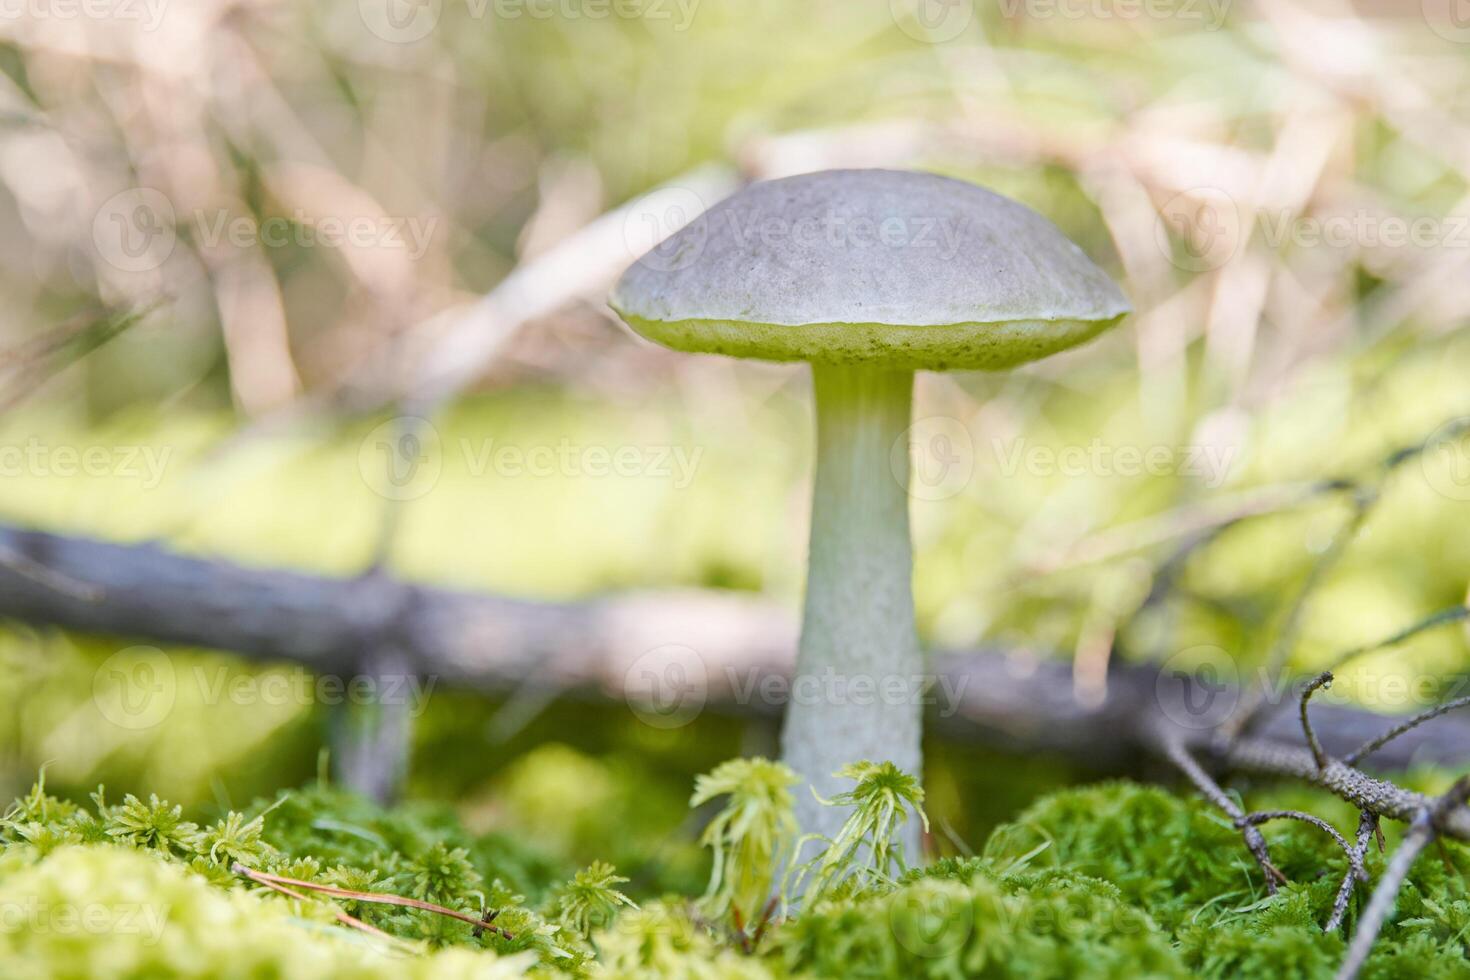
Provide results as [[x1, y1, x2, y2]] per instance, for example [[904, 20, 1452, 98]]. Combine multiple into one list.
[[982, 781, 1470, 979], [774, 867, 1185, 979], [983, 782, 1262, 931], [7, 775, 1470, 977], [0, 845, 539, 979]]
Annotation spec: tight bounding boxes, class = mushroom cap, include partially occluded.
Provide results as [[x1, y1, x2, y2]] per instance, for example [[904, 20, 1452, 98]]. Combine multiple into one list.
[[610, 169, 1130, 370]]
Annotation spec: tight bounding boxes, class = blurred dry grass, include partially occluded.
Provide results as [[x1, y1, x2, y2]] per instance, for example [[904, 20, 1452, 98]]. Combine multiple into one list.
[[0, 0, 1465, 416]]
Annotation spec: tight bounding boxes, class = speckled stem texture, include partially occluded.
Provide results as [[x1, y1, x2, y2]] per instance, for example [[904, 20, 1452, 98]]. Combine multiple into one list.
[[780, 363, 923, 853]]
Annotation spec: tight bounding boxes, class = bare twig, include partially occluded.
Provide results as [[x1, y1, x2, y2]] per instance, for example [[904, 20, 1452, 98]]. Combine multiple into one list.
[[1216, 741, 1470, 842], [233, 864, 513, 939], [471, 908, 501, 940], [1238, 810, 1359, 876], [1239, 808, 1366, 931], [1326, 812, 1378, 933], [1242, 604, 1470, 739], [1334, 778, 1470, 980], [1228, 489, 1373, 740], [1345, 695, 1470, 768], [750, 897, 779, 949], [1322, 606, 1470, 678], [1203, 426, 1464, 743], [1300, 672, 1334, 771], [1159, 732, 1286, 892], [0, 302, 161, 413], [231, 865, 408, 947]]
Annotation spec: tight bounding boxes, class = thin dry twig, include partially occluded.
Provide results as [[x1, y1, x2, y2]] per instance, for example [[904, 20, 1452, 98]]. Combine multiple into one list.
[[1299, 671, 1334, 771], [1326, 811, 1378, 933], [749, 897, 779, 949], [1345, 695, 1470, 768], [1228, 489, 1373, 740], [1322, 606, 1470, 678], [1238, 810, 1360, 876], [1139, 419, 1470, 968], [233, 864, 513, 940], [1334, 777, 1470, 980], [1238, 808, 1367, 932], [1158, 732, 1286, 892], [1217, 740, 1470, 842], [1216, 425, 1465, 742], [233, 866, 407, 947], [0, 301, 161, 413]]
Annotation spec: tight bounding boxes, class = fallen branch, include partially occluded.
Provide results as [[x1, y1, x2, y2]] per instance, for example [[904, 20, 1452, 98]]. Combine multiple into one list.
[[1158, 733, 1284, 892], [1237, 809, 1365, 923], [1345, 695, 1470, 767], [2, 522, 1469, 775], [1334, 778, 1470, 980], [1326, 812, 1379, 933]]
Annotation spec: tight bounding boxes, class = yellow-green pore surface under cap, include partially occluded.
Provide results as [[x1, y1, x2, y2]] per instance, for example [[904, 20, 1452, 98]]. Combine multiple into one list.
[[610, 169, 1131, 371]]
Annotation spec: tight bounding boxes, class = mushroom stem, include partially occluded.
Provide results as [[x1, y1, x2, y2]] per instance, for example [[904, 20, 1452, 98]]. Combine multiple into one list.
[[781, 361, 923, 854]]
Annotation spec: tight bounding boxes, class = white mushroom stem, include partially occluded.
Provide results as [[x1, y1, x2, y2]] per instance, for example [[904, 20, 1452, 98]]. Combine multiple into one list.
[[781, 362, 924, 855]]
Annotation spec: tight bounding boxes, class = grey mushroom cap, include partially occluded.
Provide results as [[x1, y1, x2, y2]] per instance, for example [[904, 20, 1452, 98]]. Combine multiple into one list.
[[610, 169, 1131, 370]]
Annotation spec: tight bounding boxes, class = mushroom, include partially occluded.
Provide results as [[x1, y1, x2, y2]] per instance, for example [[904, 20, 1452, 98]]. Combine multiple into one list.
[[610, 169, 1130, 847]]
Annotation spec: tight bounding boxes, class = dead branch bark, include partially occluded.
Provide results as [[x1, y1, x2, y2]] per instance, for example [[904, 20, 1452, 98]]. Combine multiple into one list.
[[1326, 812, 1378, 933], [1158, 733, 1284, 892], [2, 521, 1469, 780], [1334, 778, 1470, 980], [1215, 739, 1470, 842]]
